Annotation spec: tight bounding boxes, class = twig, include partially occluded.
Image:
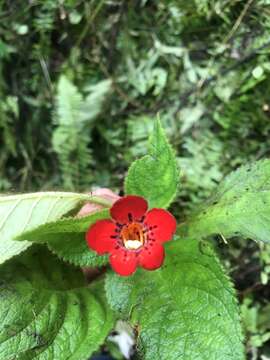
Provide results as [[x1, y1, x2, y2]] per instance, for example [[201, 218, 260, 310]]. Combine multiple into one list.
[[107, 0, 127, 73], [223, 0, 255, 45], [39, 56, 53, 99], [75, 0, 106, 48], [239, 282, 263, 297]]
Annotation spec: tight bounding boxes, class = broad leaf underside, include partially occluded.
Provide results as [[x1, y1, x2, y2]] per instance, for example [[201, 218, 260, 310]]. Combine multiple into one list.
[[0, 192, 91, 264]]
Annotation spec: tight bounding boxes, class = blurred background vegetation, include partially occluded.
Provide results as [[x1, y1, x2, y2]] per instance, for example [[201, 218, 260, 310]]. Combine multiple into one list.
[[1, 0, 270, 358]]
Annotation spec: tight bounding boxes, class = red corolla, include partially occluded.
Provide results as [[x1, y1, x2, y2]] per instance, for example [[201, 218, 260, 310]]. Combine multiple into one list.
[[86, 195, 177, 276]]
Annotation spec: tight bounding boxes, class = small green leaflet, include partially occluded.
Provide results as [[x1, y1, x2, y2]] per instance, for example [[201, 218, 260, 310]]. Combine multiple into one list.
[[0, 192, 92, 264], [16, 209, 110, 267], [124, 118, 179, 209], [181, 160, 270, 242], [0, 246, 115, 360], [105, 239, 244, 360]]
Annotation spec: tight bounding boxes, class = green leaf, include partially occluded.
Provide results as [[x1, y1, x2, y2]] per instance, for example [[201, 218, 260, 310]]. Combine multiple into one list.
[[16, 209, 110, 267], [105, 239, 244, 360], [181, 160, 270, 242], [0, 245, 115, 360], [48, 233, 108, 267], [0, 191, 91, 264], [124, 118, 179, 209]]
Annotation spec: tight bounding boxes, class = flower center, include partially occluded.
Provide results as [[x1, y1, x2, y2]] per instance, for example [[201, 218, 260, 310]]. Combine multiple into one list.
[[120, 223, 145, 250]]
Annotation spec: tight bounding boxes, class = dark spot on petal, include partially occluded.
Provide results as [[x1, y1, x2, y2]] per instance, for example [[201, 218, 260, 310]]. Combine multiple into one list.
[[116, 222, 123, 228], [110, 235, 118, 239], [128, 213, 133, 222]]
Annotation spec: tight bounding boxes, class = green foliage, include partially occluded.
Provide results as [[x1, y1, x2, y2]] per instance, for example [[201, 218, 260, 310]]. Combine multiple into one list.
[[259, 242, 270, 285], [0, 245, 115, 360], [181, 160, 270, 243], [125, 119, 179, 208], [1, 0, 270, 196], [178, 130, 224, 211], [0, 191, 90, 264], [105, 239, 244, 360], [53, 75, 111, 190], [1, 0, 270, 356], [241, 297, 270, 353], [16, 209, 110, 267]]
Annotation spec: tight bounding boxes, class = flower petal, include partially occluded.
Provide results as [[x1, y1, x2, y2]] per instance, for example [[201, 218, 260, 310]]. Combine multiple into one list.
[[110, 195, 148, 223], [109, 249, 138, 276], [86, 219, 117, 255], [144, 208, 177, 243], [139, 242, 165, 270]]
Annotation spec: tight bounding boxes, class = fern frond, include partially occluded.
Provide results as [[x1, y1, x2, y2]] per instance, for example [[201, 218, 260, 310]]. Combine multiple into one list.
[[52, 75, 111, 191]]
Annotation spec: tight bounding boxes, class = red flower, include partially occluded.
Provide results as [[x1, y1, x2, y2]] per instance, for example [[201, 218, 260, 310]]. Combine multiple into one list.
[[86, 195, 177, 276]]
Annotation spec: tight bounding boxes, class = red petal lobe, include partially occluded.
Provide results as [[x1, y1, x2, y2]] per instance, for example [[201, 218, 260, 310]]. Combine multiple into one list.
[[109, 249, 138, 276], [139, 242, 165, 270], [144, 208, 177, 243], [86, 219, 116, 255], [110, 195, 148, 223]]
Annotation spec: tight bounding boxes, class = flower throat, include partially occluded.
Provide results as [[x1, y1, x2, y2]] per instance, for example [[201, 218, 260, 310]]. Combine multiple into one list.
[[120, 221, 145, 250]]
